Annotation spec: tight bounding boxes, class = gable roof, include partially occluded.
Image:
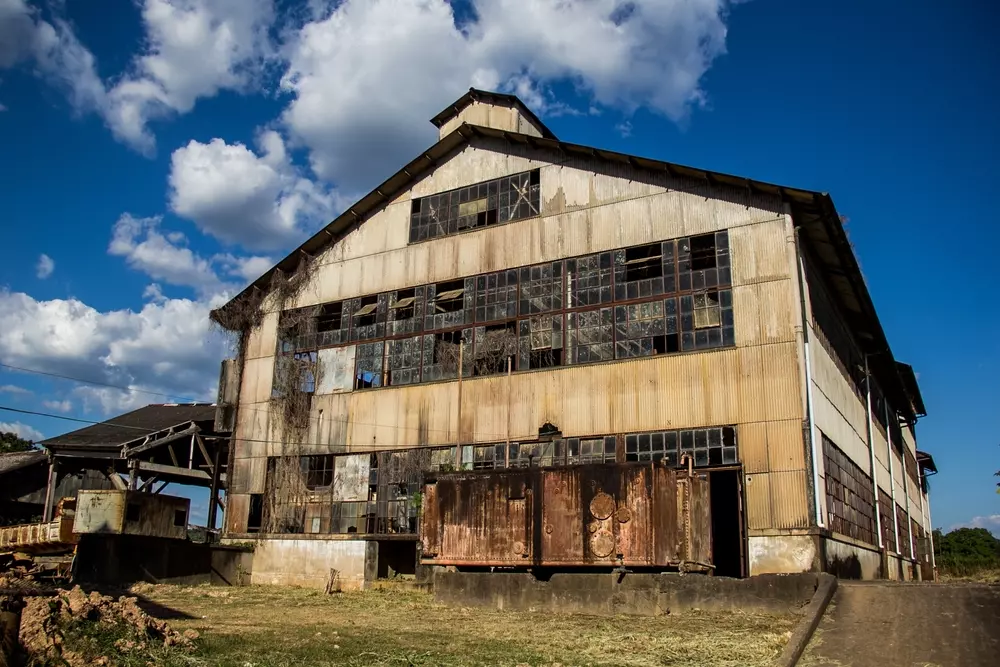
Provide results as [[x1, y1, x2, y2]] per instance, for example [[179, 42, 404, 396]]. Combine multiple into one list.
[[40, 403, 217, 455], [211, 100, 923, 422], [430, 88, 558, 140]]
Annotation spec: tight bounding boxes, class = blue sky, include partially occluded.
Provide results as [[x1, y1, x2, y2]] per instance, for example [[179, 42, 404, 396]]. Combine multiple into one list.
[[0, 0, 996, 534]]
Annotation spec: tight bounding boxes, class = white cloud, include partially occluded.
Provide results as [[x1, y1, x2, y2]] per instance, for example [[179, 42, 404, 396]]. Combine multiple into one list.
[[0, 420, 43, 441], [279, 0, 732, 192], [0, 0, 106, 113], [615, 120, 633, 138], [0, 384, 31, 395], [214, 253, 274, 282], [109, 213, 225, 296], [42, 399, 72, 412], [0, 289, 228, 414], [961, 515, 1000, 536], [36, 253, 54, 279], [168, 131, 333, 249], [104, 0, 276, 153]]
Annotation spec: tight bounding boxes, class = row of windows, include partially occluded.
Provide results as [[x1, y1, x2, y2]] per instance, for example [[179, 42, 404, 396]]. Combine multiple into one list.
[[878, 489, 896, 554], [408, 170, 541, 243], [277, 230, 732, 354], [274, 288, 735, 394], [822, 434, 877, 546]]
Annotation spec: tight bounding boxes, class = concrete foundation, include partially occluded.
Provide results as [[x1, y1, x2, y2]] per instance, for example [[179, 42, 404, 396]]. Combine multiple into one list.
[[822, 536, 883, 580], [433, 571, 821, 616], [74, 535, 253, 586], [250, 538, 367, 590], [749, 535, 817, 575]]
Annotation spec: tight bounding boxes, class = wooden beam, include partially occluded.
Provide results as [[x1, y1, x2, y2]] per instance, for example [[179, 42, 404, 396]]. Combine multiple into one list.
[[195, 434, 213, 472], [122, 424, 200, 458], [153, 481, 170, 494], [167, 443, 179, 467], [138, 461, 211, 482], [138, 475, 159, 492]]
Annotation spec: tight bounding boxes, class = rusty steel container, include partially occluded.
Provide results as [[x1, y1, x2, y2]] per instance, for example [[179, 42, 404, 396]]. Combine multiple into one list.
[[420, 463, 712, 570]]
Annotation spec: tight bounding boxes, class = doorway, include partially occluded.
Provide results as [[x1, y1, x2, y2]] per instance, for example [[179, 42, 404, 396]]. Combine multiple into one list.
[[708, 468, 745, 578]]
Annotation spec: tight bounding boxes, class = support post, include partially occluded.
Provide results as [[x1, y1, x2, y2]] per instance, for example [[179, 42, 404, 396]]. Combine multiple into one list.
[[128, 458, 140, 490], [864, 356, 884, 550], [454, 340, 464, 469], [42, 459, 59, 522], [208, 445, 222, 532]]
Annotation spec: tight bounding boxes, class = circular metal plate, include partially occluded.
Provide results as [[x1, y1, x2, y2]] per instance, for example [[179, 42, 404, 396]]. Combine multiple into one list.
[[616, 507, 632, 524], [589, 531, 615, 558], [587, 520, 601, 534], [512, 541, 524, 555], [590, 492, 616, 520], [544, 524, 553, 535]]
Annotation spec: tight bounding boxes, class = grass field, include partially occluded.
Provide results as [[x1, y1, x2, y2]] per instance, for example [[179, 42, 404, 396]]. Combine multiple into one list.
[[125, 582, 796, 667]]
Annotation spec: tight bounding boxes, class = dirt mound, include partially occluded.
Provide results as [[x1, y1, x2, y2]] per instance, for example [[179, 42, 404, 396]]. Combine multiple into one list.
[[18, 586, 198, 666]]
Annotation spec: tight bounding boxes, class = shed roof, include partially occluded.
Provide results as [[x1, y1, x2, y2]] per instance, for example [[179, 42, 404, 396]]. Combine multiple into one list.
[[0, 449, 46, 475], [430, 88, 558, 140], [212, 94, 923, 422], [40, 404, 217, 454]]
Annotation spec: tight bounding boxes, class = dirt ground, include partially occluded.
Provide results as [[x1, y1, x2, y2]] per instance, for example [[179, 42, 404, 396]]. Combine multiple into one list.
[[129, 582, 798, 667], [800, 581, 1000, 667]]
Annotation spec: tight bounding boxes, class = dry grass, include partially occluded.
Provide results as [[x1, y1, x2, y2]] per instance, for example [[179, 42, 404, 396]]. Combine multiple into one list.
[[130, 582, 796, 667]]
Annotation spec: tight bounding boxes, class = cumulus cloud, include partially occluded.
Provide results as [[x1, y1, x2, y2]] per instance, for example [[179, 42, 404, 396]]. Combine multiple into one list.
[[109, 213, 225, 296], [168, 131, 333, 249], [0, 0, 106, 113], [0, 289, 228, 414], [0, 420, 43, 441], [961, 515, 1000, 535], [35, 253, 54, 279], [104, 0, 276, 153], [42, 399, 72, 412], [0, 384, 31, 395], [280, 0, 732, 192]]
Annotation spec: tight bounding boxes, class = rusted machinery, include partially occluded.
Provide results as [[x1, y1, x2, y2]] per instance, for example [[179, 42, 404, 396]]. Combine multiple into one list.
[[421, 462, 713, 571]]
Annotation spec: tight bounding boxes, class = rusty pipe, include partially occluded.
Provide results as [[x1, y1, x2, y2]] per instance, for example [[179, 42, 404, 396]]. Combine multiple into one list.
[[680, 453, 693, 477]]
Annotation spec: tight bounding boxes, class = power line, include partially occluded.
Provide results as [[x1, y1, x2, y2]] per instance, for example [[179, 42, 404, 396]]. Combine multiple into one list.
[[0, 363, 199, 403]]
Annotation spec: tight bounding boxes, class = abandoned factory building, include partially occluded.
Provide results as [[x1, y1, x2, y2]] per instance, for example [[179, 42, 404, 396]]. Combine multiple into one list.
[[212, 89, 936, 589]]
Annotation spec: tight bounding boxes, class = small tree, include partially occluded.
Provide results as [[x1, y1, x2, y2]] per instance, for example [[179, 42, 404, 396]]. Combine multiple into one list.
[[0, 431, 35, 454]]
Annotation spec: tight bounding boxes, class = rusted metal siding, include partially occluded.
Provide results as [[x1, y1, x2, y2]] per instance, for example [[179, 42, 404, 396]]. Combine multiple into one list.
[[226, 493, 249, 534], [421, 463, 709, 569], [73, 490, 189, 540]]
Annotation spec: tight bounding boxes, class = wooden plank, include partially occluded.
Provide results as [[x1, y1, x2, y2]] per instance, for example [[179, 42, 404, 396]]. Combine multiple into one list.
[[138, 461, 211, 483], [122, 424, 200, 458]]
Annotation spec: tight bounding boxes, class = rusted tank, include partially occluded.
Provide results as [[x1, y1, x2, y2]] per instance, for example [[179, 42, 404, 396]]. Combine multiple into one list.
[[420, 463, 712, 570]]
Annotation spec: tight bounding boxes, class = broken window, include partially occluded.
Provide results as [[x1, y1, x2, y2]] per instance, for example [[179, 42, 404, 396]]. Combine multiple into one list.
[[314, 302, 349, 348], [386, 335, 423, 386], [272, 350, 318, 397], [566, 252, 612, 308], [519, 261, 563, 315], [173, 509, 187, 527], [879, 489, 897, 554], [565, 437, 616, 465], [614, 242, 673, 301], [278, 306, 319, 353], [625, 427, 736, 467], [472, 444, 505, 470], [425, 278, 473, 331], [680, 289, 734, 351], [349, 294, 387, 341], [678, 231, 730, 291], [823, 434, 876, 546], [428, 446, 457, 472], [518, 314, 563, 369], [354, 341, 384, 389], [301, 454, 335, 489], [408, 169, 540, 243], [421, 329, 471, 381], [614, 300, 671, 359], [330, 501, 367, 534], [470, 321, 518, 376], [508, 441, 557, 468], [566, 307, 614, 364], [388, 287, 424, 336], [896, 504, 911, 557], [474, 269, 518, 322]]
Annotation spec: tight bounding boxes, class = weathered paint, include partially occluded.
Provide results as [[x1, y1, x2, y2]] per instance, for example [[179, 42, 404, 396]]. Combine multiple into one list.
[[421, 464, 710, 570], [251, 538, 367, 590], [331, 454, 369, 502], [317, 345, 356, 394], [437, 101, 545, 140], [823, 536, 883, 579], [748, 534, 815, 575], [73, 491, 189, 540]]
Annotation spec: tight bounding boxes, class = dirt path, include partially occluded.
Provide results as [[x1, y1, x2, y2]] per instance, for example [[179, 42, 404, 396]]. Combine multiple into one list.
[[801, 581, 1000, 667]]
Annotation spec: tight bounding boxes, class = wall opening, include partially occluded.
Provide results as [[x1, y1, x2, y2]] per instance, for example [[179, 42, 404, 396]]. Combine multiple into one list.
[[376, 540, 417, 579], [709, 468, 745, 578]]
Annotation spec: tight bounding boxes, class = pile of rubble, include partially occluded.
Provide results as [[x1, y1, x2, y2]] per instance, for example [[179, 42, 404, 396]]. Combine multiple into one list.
[[17, 586, 198, 666]]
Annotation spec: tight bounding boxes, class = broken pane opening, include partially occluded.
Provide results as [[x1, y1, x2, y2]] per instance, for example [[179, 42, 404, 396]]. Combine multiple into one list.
[[529, 348, 563, 369], [693, 291, 721, 328], [623, 244, 663, 282], [473, 321, 518, 376], [247, 494, 264, 533], [391, 288, 416, 320], [316, 302, 344, 333], [690, 233, 717, 271], [432, 330, 464, 365], [354, 295, 379, 328], [432, 279, 465, 313], [303, 454, 335, 489]]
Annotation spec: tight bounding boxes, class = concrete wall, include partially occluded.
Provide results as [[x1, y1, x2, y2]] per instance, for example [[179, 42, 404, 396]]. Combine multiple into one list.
[[748, 534, 817, 575], [433, 570, 825, 616], [251, 538, 367, 590], [822, 535, 882, 580]]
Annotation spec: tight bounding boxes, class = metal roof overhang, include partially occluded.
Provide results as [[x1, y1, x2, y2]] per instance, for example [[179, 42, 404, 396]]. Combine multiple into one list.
[[213, 123, 920, 421]]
